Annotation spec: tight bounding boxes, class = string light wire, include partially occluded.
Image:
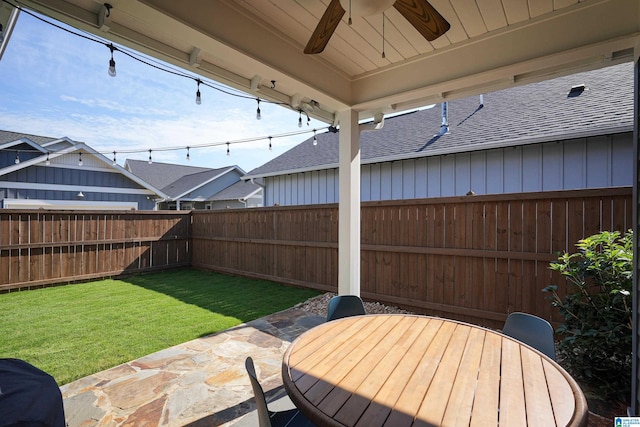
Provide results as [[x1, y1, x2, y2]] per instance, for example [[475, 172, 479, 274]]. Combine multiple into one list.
[[2, 1, 333, 162], [4, 0, 295, 109]]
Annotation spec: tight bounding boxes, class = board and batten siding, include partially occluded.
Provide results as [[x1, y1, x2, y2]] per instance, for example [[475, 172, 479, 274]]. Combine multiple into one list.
[[264, 133, 633, 206]]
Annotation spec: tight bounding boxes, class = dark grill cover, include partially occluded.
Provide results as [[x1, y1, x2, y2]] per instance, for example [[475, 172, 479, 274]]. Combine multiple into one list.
[[0, 359, 65, 427]]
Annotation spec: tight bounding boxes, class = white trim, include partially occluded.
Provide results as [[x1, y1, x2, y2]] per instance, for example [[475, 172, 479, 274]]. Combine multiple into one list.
[[43, 162, 122, 173], [2, 198, 138, 210], [0, 181, 156, 195], [1, 143, 169, 199], [0, 137, 47, 153], [172, 166, 239, 200]]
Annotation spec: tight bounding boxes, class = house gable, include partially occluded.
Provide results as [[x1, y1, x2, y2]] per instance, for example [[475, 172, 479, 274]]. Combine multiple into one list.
[[0, 133, 166, 210]]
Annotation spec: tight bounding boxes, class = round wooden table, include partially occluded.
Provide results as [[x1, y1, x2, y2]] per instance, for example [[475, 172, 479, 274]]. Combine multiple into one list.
[[282, 314, 588, 427]]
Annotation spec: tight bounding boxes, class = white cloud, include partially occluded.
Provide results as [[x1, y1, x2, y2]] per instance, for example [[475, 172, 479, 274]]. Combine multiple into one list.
[[0, 10, 329, 172]]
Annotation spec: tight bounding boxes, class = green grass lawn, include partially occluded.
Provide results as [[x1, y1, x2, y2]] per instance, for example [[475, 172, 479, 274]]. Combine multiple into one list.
[[0, 268, 320, 385]]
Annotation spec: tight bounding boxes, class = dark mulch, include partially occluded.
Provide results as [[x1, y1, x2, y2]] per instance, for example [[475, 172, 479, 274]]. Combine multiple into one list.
[[585, 393, 629, 426]]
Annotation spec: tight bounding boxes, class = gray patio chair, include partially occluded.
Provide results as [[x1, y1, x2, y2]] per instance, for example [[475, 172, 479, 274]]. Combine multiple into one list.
[[502, 312, 556, 360], [326, 295, 366, 322], [244, 357, 315, 427]]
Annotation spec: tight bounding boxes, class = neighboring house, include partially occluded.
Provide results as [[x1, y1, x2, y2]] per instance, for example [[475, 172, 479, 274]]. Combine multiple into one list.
[[125, 160, 263, 210], [245, 62, 634, 206], [0, 131, 165, 210]]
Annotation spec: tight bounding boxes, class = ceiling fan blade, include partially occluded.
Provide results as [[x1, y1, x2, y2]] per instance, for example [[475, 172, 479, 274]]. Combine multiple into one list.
[[393, 0, 450, 41], [304, 0, 345, 54]]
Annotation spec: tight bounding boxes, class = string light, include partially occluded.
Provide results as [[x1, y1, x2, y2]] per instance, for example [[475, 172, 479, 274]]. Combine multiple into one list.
[[45, 152, 50, 165], [108, 43, 117, 77], [313, 129, 318, 146], [195, 79, 202, 105], [256, 99, 261, 120], [148, 149, 152, 164], [3, 0, 321, 122], [298, 111, 303, 128], [14, 152, 19, 164], [13, 127, 329, 168]]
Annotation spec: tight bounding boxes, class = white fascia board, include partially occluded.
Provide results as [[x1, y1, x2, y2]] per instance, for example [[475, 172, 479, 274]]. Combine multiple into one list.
[[244, 164, 338, 180], [172, 166, 237, 200], [60, 144, 169, 199], [0, 137, 48, 153], [0, 143, 169, 199], [2, 198, 138, 210], [208, 186, 263, 202], [40, 137, 76, 149], [0, 181, 157, 195]]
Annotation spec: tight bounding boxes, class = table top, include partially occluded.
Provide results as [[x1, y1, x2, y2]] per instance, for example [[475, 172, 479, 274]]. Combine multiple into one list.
[[282, 314, 588, 427]]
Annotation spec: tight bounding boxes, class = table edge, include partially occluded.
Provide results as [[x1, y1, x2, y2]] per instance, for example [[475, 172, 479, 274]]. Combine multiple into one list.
[[282, 314, 589, 427]]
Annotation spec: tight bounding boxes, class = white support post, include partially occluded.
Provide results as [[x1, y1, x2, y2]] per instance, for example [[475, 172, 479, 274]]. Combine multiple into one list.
[[337, 109, 361, 296]]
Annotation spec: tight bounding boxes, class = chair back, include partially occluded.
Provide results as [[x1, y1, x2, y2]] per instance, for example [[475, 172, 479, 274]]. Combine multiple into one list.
[[502, 312, 556, 360], [327, 295, 366, 321], [245, 357, 273, 427]]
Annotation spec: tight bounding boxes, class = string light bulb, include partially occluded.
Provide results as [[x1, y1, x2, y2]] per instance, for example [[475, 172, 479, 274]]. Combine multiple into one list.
[[112, 151, 117, 165], [313, 129, 318, 146], [256, 99, 261, 120], [78, 152, 83, 166], [298, 111, 303, 128], [186, 146, 190, 161], [45, 152, 50, 165], [14, 152, 19, 164], [226, 142, 230, 156], [148, 149, 152, 164], [195, 79, 202, 105], [108, 44, 117, 77], [268, 136, 272, 151]]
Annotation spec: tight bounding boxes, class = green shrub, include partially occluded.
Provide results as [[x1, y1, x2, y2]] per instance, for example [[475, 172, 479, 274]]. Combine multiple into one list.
[[544, 230, 632, 403]]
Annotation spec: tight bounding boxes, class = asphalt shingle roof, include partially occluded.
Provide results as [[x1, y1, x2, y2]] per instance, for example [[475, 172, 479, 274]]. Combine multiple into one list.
[[247, 62, 634, 178], [160, 168, 231, 198], [208, 180, 262, 201], [0, 130, 58, 147], [126, 159, 218, 192]]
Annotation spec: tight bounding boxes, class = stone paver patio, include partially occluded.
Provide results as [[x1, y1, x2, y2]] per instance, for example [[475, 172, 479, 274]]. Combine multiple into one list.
[[60, 308, 325, 426]]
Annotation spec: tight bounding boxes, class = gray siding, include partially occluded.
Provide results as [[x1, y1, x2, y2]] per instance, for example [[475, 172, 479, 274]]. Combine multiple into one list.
[[264, 133, 633, 206], [0, 166, 144, 189]]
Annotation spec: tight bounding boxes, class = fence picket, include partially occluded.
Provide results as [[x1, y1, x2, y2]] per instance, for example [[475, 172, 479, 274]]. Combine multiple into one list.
[[0, 188, 631, 328]]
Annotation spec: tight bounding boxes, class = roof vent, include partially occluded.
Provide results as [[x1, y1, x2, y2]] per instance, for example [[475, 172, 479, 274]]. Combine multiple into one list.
[[568, 84, 586, 98]]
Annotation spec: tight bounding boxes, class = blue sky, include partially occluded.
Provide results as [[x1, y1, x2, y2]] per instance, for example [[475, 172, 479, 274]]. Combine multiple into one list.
[[0, 10, 327, 172]]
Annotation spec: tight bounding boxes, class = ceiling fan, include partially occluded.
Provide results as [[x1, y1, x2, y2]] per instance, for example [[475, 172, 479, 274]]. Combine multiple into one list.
[[305, 0, 450, 54]]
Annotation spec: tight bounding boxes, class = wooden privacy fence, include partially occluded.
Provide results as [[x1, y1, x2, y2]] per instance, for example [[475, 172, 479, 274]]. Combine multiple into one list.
[[0, 188, 632, 328], [192, 187, 632, 328], [0, 211, 191, 290]]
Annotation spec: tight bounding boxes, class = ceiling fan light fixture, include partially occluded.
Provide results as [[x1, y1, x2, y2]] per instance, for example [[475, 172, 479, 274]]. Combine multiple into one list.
[[339, 0, 395, 17]]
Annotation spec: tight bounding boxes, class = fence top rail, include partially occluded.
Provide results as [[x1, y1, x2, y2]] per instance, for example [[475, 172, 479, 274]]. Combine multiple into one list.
[[1, 187, 630, 217], [363, 187, 632, 207], [0, 210, 192, 216], [192, 187, 631, 214]]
